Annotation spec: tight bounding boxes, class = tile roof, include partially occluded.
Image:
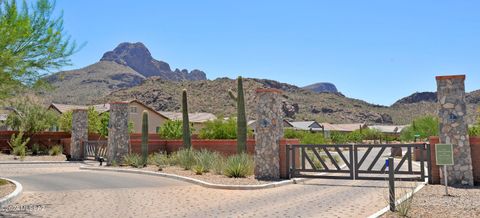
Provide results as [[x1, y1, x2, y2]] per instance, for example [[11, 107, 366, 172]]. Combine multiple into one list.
[[158, 111, 217, 123]]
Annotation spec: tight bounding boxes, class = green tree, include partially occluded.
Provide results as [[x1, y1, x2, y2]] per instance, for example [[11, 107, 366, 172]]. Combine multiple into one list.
[[158, 120, 183, 139], [0, 0, 78, 99], [5, 96, 58, 133], [58, 106, 108, 136], [400, 116, 439, 142]]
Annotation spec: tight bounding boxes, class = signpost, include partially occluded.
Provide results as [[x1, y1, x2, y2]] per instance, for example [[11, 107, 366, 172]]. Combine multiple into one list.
[[436, 144, 454, 195]]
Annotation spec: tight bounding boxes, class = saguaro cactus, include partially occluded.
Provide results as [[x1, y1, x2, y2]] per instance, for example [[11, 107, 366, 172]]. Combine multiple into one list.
[[229, 77, 247, 153], [141, 110, 149, 164], [182, 89, 192, 149]]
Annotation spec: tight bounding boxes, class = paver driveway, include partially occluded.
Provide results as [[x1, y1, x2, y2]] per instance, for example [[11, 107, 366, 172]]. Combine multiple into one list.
[[0, 163, 417, 218]]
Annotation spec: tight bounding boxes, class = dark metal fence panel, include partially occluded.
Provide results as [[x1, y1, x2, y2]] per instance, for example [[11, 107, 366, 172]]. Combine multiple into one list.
[[84, 140, 108, 160], [287, 143, 430, 182]]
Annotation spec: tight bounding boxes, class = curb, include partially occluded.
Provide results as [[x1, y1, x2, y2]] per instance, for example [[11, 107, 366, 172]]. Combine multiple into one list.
[[0, 161, 86, 165], [367, 177, 428, 218], [80, 166, 304, 190], [0, 178, 23, 208]]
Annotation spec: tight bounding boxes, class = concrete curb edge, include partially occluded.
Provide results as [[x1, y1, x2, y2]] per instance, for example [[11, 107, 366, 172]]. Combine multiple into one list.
[[0, 178, 23, 208], [367, 178, 428, 218], [79, 166, 305, 190]]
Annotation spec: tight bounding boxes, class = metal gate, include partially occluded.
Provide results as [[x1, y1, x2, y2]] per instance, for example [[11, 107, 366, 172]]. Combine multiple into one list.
[[287, 143, 431, 182], [84, 140, 108, 160]]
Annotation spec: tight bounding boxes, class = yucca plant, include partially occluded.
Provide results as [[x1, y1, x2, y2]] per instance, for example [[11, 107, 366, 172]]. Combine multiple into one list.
[[175, 148, 195, 170], [48, 145, 63, 156], [224, 153, 254, 178]]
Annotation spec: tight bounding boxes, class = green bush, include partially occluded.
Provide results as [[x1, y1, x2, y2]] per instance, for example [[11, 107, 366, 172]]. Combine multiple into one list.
[[224, 153, 254, 178], [175, 148, 196, 170], [199, 118, 237, 139], [159, 120, 183, 139], [123, 153, 145, 168], [469, 125, 480, 137], [48, 145, 63, 156], [8, 131, 29, 159], [330, 132, 348, 144], [400, 116, 439, 142], [284, 129, 328, 144]]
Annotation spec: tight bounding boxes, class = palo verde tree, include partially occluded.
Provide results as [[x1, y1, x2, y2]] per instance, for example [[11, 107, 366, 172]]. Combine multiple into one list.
[[0, 0, 79, 99]]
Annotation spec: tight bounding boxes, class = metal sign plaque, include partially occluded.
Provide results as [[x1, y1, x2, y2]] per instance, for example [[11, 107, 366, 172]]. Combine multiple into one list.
[[436, 144, 454, 165]]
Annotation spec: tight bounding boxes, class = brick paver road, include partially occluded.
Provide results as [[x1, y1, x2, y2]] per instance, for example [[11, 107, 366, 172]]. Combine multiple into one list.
[[0, 163, 418, 218]]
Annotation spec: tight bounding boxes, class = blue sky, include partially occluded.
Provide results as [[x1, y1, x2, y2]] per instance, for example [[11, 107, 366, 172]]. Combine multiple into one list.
[[54, 0, 480, 106]]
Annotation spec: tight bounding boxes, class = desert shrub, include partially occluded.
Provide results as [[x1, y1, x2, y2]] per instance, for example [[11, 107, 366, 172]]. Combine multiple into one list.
[[0, 179, 8, 186], [330, 132, 348, 144], [123, 153, 145, 168], [400, 116, 439, 142], [31, 144, 40, 156], [192, 165, 206, 175], [175, 148, 196, 170], [193, 149, 217, 173], [284, 129, 304, 139], [48, 145, 63, 156], [8, 131, 29, 159], [199, 118, 237, 139], [284, 129, 328, 144], [158, 120, 183, 139], [224, 153, 254, 178], [149, 152, 170, 170], [362, 128, 384, 140], [6, 97, 58, 133], [469, 125, 480, 137], [212, 154, 226, 175]]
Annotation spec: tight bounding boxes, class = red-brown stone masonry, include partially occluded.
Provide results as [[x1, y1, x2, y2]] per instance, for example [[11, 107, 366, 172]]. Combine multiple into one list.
[[429, 136, 480, 184]]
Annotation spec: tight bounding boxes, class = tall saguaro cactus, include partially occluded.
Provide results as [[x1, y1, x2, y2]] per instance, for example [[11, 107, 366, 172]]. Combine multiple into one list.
[[229, 76, 248, 153], [182, 89, 192, 149], [141, 110, 149, 164]]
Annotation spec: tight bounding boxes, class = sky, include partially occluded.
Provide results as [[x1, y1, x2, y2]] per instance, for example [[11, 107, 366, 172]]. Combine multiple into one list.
[[53, 0, 480, 106]]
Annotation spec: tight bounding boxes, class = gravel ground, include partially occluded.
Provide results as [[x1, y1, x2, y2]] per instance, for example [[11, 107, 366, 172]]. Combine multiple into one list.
[[384, 184, 480, 218], [0, 181, 15, 198], [116, 165, 282, 185], [0, 154, 67, 162]]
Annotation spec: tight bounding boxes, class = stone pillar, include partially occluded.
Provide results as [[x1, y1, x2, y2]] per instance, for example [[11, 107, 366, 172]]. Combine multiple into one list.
[[436, 75, 474, 186], [107, 102, 130, 165], [254, 89, 284, 179], [70, 109, 88, 160]]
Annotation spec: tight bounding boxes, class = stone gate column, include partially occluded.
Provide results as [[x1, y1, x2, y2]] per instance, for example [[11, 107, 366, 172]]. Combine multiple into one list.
[[255, 89, 284, 179], [71, 109, 87, 160], [436, 75, 474, 186], [107, 102, 130, 165]]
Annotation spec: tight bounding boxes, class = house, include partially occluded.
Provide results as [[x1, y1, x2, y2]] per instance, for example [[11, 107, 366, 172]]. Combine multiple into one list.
[[247, 119, 294, 132], [49, 100, 170, 133], [369, 125, 408, 136], [321, 123, 368, 132], [288, 121, 323, 132]]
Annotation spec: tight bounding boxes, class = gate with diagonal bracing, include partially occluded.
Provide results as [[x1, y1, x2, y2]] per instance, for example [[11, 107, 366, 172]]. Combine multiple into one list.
[[287, 143, 431, 182], [84, 140, 108, 161]]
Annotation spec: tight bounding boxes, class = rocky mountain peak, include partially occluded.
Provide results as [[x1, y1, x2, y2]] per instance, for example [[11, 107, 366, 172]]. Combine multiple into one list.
[[302, 82, 339, 93], [100, 42, 207, 81], [392, 92, 437, 106]]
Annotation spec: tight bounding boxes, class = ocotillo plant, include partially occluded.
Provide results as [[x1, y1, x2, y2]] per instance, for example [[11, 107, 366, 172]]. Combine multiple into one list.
[[182, 89, 192, 149], [229, 76, 247, 153], [141, 110, 149, 165]]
